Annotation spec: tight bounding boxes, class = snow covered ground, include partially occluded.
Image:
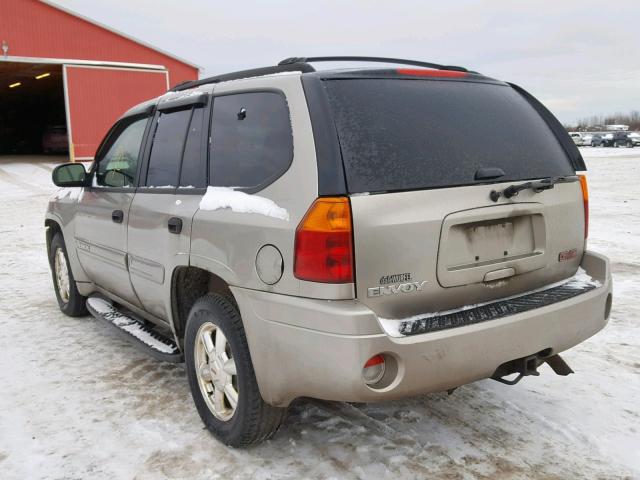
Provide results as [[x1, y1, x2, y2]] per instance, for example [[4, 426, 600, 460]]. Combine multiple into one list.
[[0, 151, 638, 479]]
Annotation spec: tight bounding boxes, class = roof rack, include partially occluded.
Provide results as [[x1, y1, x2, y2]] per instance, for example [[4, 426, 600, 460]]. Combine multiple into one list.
[[170, 56, 470, 92], [170, 62, 315, 91], [278, 56, 469, 73]]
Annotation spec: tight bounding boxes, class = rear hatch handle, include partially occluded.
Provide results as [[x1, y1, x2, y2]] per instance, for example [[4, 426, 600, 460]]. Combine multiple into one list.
[[490, 175, 579, 202]]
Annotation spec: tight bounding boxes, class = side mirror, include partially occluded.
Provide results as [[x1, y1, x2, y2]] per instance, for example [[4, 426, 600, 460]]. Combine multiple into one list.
[[52, 163, 88, 187]]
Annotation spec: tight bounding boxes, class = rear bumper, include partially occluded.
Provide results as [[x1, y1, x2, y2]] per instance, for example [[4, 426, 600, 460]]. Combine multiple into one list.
[[233, 251, 612, 407]]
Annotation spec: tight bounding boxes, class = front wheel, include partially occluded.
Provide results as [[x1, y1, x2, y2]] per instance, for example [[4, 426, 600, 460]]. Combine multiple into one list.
[[184, 294, 286, 447], [49, 232, 87, 316]]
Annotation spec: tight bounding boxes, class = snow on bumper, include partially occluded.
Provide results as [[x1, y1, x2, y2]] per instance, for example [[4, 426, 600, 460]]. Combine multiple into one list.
[[233, 251, 612, 407]]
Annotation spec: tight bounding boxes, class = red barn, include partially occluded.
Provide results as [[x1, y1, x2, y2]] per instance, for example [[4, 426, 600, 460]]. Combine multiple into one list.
[[0, 0, 199, 160]]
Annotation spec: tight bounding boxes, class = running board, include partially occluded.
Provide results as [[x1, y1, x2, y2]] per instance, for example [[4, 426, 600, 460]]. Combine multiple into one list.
[[86, 296, 183, 363]]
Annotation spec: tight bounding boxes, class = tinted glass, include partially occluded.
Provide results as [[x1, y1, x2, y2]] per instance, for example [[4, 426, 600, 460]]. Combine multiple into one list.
[[146, 108, 191, 187], [179, 106, 206, 188], [210, 92, 292, 191], [96, 117, 147, 188], [323, 79, 574, 193]]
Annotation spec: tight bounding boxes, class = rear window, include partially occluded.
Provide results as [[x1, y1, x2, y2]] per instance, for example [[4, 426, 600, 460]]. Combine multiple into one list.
[[322, 79, 574, 193]]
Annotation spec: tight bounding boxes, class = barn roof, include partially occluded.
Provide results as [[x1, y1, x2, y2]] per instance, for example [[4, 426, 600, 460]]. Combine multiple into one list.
[[40, 0, 201, 70]]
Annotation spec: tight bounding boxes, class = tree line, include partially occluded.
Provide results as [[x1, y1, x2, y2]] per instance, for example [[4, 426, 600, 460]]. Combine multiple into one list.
[[564, 110, 640, 131]]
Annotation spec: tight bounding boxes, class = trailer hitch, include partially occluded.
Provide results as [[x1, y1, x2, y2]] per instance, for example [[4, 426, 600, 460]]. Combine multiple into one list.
[[491, 353, 574, 386]]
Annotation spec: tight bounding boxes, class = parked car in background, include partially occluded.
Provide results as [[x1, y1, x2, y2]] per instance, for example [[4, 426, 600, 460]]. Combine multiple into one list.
[[42, 125, 69, 154], [628, 132, 640, 147], [602, 131, 633, 148], [569, 132, 589, 146], [589, 134, 605, 147]]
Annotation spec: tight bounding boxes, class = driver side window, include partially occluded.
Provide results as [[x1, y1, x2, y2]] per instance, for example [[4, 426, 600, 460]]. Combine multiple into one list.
[[95, 117, 148, 188]]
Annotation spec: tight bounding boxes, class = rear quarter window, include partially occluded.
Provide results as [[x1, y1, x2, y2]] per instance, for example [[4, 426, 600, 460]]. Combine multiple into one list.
[[323, 79, 574, 193], [209, 91, 293, 192]]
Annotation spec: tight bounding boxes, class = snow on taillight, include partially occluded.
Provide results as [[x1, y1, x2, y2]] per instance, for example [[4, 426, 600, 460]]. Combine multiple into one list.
[[294, 197, 354, 283]]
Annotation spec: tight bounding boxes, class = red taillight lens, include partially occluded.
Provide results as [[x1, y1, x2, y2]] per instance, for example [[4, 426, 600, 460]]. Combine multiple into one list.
[[294, 197, 354, 283], [579, 174, 589, 239], [396, 68, 467, 78]]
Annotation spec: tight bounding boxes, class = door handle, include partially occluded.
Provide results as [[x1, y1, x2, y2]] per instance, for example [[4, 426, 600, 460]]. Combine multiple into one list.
[[112, 210, 124, 223], [168, 217, 183, 234]]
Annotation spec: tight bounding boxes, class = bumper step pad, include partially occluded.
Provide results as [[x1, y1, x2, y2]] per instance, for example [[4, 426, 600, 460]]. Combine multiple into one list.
[[399, 281, 598, 336], [86, 296, 183, 363]]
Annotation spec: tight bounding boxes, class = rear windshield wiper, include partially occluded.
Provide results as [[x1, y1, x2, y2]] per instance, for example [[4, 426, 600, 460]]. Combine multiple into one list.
[[490, 176, 579, 202]]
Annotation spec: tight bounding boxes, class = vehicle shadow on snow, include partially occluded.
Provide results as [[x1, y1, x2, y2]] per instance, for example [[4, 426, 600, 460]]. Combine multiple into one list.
[[256, 388, 551, 478]]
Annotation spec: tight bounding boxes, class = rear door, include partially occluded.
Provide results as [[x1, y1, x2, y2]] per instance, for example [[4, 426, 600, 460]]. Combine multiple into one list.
[[126, 95, 208, 321], [321, 77, 586, 319]]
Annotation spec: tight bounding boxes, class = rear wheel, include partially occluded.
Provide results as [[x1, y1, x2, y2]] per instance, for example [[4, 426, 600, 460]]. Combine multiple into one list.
[[49, 232, 87, 316], [184, 293, 286, 447]]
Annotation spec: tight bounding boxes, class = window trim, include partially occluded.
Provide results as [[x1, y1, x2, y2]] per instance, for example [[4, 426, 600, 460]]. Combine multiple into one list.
[[88, 112, 153, 193], [178, 103, 209, 189], [208, 88, 294, 194]]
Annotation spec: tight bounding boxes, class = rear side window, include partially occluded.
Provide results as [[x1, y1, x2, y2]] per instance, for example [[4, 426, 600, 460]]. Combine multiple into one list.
[[146, 108, 192, 187], [323, 79, 574, 193], [95, 117, 147, 188], [209, 92, 293, 192]]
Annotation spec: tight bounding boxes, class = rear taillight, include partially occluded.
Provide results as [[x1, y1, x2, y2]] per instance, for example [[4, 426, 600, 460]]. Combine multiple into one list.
[[579, 174, 589, 239], [294, 197, 354, 283], [396, 68, 467, 78]]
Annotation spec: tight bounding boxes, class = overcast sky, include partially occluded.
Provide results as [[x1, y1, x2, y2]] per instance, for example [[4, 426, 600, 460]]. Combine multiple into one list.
[[49, 0, 638, 124]]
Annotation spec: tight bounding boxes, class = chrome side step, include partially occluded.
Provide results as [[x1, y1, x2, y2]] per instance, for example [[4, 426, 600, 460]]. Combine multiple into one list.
[[86, 296, 183, 363]]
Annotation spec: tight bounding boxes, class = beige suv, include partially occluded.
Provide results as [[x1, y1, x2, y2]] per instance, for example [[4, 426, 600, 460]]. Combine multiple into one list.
[[46, 56, 612, 447]]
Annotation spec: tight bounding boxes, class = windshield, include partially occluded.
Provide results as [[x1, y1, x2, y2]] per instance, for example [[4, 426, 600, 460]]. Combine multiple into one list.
[[322, 79, 574, 194]]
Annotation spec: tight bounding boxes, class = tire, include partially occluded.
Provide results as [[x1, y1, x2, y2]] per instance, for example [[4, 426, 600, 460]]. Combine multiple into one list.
[[49, 232, 88, 316], [184, 293, 286, 447]]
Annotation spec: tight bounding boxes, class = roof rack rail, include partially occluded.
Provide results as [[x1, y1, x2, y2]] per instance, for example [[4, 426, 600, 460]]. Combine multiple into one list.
[[279, 56, 469, 73], [170, 62, 315, 92]]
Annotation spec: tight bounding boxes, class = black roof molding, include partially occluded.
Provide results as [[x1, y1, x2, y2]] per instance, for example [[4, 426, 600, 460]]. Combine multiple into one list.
[[170, 62, 315, 92], [170, 56, 474, 92], [279, 56, 469, 73]]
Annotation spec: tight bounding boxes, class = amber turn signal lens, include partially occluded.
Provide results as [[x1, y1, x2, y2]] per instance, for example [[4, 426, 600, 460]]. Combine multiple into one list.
[[293, 197, 354, 283]]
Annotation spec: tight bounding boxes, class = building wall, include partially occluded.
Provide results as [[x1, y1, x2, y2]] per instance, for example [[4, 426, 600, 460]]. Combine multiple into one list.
[[65, 66, 168, 158], [0, 0, 198, 87]]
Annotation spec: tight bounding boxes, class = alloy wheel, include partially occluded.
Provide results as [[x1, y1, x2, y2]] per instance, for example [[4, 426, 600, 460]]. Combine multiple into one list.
[[54, 248, 70, 303], [194, 321, 239, 421]]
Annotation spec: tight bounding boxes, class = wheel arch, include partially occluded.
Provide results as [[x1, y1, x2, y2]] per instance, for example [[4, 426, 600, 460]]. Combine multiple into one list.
[[45, 218, 63, 266], [171, 266, 237, 348]]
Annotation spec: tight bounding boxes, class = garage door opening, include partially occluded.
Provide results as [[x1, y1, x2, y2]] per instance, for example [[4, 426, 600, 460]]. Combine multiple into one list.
[[0, 62, 68, 158]]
